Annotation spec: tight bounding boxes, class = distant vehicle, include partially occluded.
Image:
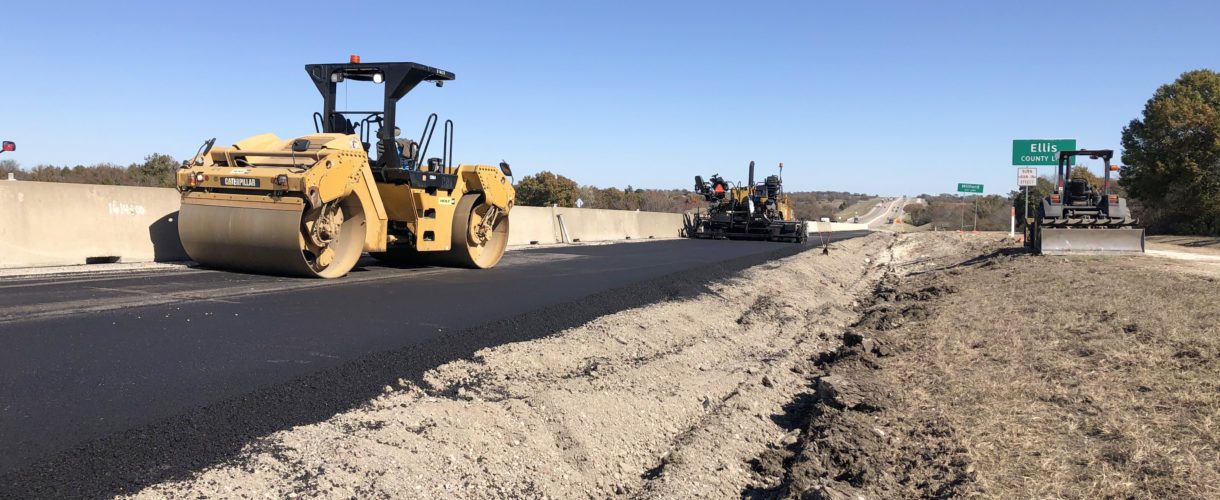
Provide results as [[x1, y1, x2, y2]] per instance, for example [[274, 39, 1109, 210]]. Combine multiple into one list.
[[886, 218, 894, 224], [819, 217, 830, 222]]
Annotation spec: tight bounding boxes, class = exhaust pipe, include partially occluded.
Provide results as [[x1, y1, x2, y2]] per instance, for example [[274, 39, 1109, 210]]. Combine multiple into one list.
[[748, 161, 755, 187]]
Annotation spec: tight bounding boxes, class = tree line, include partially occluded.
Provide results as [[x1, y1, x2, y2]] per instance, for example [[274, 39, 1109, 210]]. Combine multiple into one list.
[[4, 71, 1215, 235], [1, 156, 872, 221], [904, 70, 1220, 236], [1118, 70, 1220, 235], [513, 170, 874, 220], [0, 154, 178, 188]]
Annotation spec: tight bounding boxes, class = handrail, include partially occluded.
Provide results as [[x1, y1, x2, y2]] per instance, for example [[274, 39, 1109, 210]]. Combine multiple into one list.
[[415, 113, 438, 169], [443, 119, 454, 174]]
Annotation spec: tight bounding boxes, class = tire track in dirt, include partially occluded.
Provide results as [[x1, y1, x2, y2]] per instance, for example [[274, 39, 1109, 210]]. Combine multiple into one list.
[[742, 234, 990, 499]]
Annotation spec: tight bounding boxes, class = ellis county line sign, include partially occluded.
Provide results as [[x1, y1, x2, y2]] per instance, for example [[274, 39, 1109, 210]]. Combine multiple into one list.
[[1012, 139, 1076, 166]]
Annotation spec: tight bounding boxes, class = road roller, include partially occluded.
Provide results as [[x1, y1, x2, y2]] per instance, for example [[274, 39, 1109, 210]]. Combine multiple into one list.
[[176, 58, 515, 278]]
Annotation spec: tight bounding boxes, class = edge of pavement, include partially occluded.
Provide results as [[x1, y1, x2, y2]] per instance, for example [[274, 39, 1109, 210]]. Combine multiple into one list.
[[0, 238, 834, 499]]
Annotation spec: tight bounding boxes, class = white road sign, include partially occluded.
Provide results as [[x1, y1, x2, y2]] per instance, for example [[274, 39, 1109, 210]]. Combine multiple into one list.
[[1017, 167, 1038, 187], [575, 198, 584, 208]]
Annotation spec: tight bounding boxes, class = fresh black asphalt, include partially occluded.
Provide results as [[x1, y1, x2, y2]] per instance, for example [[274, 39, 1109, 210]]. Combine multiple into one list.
[[0, 233, 868, 497]]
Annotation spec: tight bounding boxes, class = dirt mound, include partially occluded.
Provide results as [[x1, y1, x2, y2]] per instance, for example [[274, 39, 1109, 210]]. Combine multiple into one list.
[[744, 237, 987, 499], [749, 231, 1220, 499], [100, 231, 1217, 499], [123, 235, 897, 499]]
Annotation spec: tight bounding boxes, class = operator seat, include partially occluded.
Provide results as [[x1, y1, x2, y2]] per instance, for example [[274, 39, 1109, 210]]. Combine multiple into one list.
[[328, 113, 356, 135]]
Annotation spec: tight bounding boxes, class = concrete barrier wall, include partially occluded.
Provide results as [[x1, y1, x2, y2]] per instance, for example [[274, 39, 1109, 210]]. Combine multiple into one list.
[[0, 181, 186, 268], [506, 206, 684, 245], [0, 181, 688, 268], [811, 221, 869, 232], [505, 206, 559, 245]]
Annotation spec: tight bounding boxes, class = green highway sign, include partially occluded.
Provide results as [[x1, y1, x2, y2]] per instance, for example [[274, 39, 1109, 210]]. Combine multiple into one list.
[[957, 183, 984, 193], [1012, 139, 1076, 166]]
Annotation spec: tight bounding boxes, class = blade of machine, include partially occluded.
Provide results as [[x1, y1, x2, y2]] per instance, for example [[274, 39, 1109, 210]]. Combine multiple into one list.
[[1039, 228, 1146, 256]]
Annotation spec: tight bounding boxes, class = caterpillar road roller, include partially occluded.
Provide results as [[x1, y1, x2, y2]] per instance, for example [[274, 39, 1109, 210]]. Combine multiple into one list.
[[1027, 149, 1144, 255], [176, 58, 514, 278], [684, 161, 807, 242]]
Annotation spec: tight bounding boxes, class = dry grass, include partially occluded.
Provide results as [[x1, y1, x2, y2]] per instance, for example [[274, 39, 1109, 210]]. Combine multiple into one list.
[[835, 197, 881, 221], [873, 237, 1220, 498]]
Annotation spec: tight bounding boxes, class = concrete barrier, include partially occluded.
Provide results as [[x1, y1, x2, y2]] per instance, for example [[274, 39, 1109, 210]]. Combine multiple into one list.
[[810, 221, 869, 232], [505, 206, 559, 245], [506, 206, 684, 246], [0, 181, 186, 268], [0, 181, 688, 268]]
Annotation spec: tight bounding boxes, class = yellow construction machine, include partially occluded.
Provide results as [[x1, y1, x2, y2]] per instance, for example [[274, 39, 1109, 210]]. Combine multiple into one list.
[[176, 59, 514, 278], [685, 161, 807, 242]]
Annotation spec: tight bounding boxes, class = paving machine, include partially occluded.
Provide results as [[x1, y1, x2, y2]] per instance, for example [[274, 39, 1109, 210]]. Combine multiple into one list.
[[176, 58, 515, 278], [1027, 149, 1144, 255], [685, 161, 807, 242]]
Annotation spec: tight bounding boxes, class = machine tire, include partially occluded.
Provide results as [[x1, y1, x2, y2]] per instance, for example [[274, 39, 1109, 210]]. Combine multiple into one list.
[[437, 193, 510, 269]]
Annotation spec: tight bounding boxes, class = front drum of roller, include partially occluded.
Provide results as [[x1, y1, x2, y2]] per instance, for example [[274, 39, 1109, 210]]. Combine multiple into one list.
[[178, 197, 366, 278]]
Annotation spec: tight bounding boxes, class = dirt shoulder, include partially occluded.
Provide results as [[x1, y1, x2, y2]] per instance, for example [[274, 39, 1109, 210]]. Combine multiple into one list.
[[126, 234, 902, 499], [1147, 235, 1220, 255], [119, 233, 1219, 499], [754, 234, 1219, 498]]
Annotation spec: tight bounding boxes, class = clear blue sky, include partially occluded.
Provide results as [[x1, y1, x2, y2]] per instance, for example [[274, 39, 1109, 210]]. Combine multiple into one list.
[[2, 1, 1216, 196]]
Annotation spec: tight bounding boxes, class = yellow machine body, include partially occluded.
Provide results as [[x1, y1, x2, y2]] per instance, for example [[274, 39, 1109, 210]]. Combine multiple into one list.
[[686, 162, 807, 243], [176, 132, 514, 278]]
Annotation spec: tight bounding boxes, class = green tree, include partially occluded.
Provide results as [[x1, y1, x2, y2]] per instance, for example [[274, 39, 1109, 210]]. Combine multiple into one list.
[[1067, 165, 1102, 189], [134, 153, 178, 187], [903, 202, 931, 226], [1011, 177, 1054, 227], [1120, 69, 1220, 235], [514, 171, 580, 207], [0, 159, 28, 180]]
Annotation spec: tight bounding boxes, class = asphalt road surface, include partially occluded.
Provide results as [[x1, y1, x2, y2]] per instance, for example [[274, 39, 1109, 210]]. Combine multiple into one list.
[[0, 233, 867, 496]]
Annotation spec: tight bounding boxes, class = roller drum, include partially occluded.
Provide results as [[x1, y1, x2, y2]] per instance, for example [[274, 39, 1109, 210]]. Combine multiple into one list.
[[178, 197, 366, 278]]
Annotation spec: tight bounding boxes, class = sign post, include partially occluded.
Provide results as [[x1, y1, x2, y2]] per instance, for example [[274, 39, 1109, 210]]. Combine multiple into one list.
[[1013, 139, 1073, 238], [956, 183, 983, 232], [1017, 167, 1037, 232]]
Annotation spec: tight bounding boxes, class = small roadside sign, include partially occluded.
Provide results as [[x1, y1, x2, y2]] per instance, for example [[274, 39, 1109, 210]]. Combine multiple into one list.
[[957, 183, 984, 193], [1017, 167, 1038, 187], [1012, 139, 1076, 166], [575, 198, 584, 208]]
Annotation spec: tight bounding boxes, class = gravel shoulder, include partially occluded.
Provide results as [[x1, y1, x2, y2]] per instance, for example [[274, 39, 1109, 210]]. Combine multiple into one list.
[[126, 234, 897, 499], [117, 232, 1219, 499]]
